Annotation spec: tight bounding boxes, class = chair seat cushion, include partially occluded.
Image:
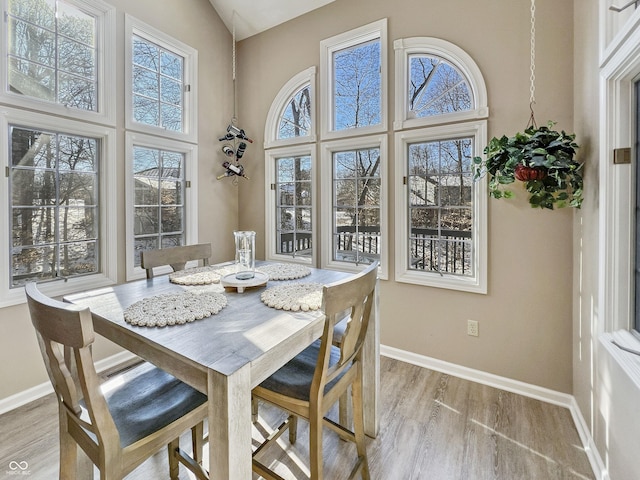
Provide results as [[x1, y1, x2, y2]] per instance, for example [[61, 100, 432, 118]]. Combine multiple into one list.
[[99, 362, 207, 447], [257, 340, 346, 402]]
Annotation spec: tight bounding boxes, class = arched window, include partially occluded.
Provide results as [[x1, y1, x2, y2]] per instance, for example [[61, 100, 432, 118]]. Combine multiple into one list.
[[394, 37, 488, 130], [264, 67, 316, 148], [394, 38, 488, 293]]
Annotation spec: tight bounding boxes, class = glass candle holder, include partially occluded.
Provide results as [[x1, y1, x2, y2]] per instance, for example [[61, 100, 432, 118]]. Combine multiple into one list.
[[234, 230, 256, 280]]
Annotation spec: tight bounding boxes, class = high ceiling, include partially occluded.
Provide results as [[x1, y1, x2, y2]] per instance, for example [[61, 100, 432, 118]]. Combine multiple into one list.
[[208, 0, 335, 41]]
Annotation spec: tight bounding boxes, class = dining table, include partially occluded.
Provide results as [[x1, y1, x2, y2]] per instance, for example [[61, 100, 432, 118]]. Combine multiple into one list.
[[64, 261, 379, 479]]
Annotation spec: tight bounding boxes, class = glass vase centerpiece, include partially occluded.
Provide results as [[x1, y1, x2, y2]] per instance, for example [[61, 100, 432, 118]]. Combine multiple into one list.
[[233, 231, 256, 280]]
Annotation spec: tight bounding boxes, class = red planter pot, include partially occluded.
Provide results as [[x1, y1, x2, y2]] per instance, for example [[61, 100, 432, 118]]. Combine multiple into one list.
[[514, 164, 547, 181]]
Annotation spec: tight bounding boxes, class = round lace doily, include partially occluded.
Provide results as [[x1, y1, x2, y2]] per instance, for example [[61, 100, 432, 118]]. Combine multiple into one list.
[[260, 283, 323, 311], [124, 291, 227, 327], [257, 263, 311, 281], [169, 266, 222, 285]]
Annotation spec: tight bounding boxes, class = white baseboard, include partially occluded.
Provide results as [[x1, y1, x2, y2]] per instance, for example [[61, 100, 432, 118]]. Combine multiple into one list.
[[0, 351, 137, 416], [380, 345, 608, 480]]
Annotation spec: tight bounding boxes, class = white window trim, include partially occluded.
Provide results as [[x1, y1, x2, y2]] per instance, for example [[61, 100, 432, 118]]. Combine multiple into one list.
[[0, 0, 116, 126], [319, 18, 388, 141], [125, 132, 198, 281], [598, 12, 640, 375], [393, 37, 489, 131], [394, 121, 487, 294], [264, 67, 316, 149], [264, 144, 316, 266], [0, 106, 117, 307], [320, 134, 388, 280], [124, 14, 198, 144]]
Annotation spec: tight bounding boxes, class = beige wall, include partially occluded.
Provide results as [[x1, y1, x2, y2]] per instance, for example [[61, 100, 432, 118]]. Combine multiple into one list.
[[0, 0, 237, 400], [236, 0, 575, 392], [573, 1, 640, 479]]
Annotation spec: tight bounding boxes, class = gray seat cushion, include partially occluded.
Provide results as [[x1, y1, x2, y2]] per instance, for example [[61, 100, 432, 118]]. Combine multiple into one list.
[[258, 340, 348, 402], [100, 362, 207, 447]]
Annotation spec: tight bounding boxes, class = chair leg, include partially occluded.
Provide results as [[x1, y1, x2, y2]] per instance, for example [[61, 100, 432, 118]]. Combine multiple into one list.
[[191, 422, 204, 464], [252, 395, 259, 422], [168, 439, 180, 480], [288, 414, 298, 444], [351, 369, 370, 480], [309, 409, 324, 480], [59, 412, 79, 480], [338, 387, 352, 430]]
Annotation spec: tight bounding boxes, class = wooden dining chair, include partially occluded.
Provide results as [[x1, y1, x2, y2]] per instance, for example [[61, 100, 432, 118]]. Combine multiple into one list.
[[25, 282, 210, 480], [140, 243, 212, 279], [251, 261, 378, 480]]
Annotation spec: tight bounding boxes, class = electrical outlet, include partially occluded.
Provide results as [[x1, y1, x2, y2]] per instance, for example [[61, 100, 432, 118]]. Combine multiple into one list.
[[467, 319, 479, 337]]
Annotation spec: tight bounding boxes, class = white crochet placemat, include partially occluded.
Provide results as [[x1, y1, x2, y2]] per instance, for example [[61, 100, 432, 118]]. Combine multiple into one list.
[[257, 263, 311, 281], [124, 291, 227, 327], [169, 266, 222, 285], [260, 283, 323, 311]]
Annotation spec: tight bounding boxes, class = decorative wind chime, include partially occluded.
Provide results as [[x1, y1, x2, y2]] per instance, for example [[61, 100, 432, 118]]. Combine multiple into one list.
[[217, 13, 252, 182]]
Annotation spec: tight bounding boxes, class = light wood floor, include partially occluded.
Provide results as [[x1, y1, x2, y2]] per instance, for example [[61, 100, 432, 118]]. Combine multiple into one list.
[[0, 356, 595, 479]]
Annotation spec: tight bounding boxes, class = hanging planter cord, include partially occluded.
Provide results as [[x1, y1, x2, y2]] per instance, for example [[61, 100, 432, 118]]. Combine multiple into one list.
[[527, 0, 537, 129]]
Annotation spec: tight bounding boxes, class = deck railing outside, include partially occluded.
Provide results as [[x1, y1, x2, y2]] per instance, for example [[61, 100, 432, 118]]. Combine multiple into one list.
[[278, 226, 471, 274]]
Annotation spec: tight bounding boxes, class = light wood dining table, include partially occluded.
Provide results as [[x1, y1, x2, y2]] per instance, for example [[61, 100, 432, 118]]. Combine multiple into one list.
[[64, 262, 379, 479]]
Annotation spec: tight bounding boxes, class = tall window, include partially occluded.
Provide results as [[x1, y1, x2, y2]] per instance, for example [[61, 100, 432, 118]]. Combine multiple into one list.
[[407, 137, 473, 276], [274, 155, 312, 260], [124, 16, 198, 279], [264, 68, 316, 264], [330, 146, 381, 265], [10, 126, 99, 286], [1, 0, 115, 123], [131, 145, 185, 266], [394, 38, 487, 293]]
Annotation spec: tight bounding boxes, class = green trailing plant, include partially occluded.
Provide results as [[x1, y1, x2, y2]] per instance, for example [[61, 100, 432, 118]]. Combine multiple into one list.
[[473, 121, 583, 209]]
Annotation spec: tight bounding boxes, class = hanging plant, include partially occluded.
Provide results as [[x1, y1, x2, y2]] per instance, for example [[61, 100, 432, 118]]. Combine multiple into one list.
[[472, 0, 584, 210], [472, 122, 583, 209]]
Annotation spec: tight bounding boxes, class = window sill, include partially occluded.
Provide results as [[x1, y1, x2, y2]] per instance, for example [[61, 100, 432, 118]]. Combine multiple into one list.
[[0, 274, 117, 308], [395, 269, 486, 294], [600, 330, 640, 391]]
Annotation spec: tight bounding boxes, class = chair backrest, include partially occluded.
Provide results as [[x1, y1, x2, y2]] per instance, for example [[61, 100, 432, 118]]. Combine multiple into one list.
[[140, 243, 212, 278], [25, 283, 120, 451], [314, 261, 378, 396]]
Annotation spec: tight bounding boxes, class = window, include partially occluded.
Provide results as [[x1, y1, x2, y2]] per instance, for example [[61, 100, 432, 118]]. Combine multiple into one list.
[[125, 133, 197, 279], [394, 37, 488, 131], [321, 135, 388, 278], [125, 15, 197, 142], [1, 0, 116, 123], [265, 68, 316, 264], [320, 19, 387, 140], [267, 148, 314, 263], [635, 79, 640, 334], [0, 107, 116, 307], [394, 38, 487, 293]]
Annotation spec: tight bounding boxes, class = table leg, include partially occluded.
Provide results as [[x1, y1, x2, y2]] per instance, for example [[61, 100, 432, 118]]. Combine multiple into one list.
[[208, 364, 252, 479], [362, 281, 380, 437]]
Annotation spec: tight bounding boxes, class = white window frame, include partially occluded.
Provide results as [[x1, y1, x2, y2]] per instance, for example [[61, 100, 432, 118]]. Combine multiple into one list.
[[125, 14, 198, 143], [319, 19, 387, 141], [264, 144, 316, 266], [0, 106, 117, 307], [125, 132, 198, 281], [320, 134, 388, 279], [394, 121, 487, 294], [0, 0, 116, 125], [393, 37, 488, 131], [598, 8, 640, 381], [264, 67, 316, 149]]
